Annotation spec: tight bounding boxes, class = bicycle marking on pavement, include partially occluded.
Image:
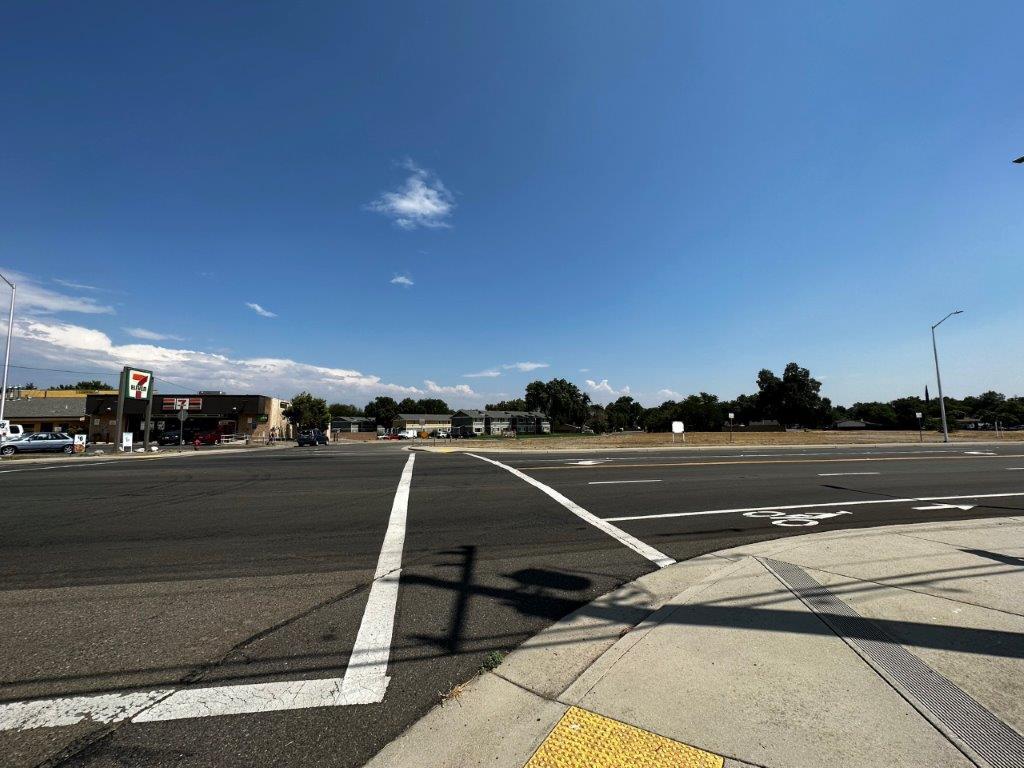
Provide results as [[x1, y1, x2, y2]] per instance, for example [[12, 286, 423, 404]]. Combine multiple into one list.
[[0, 453, 417, 730], [603, 491, 1024, 522], [467, 453, 676, 568], [744, 509, 853, 527]]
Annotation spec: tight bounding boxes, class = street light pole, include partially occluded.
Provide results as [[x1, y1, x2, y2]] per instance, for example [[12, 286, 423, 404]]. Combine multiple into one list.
[[0, 272, 15, 434], [931, 309, 963, 443]]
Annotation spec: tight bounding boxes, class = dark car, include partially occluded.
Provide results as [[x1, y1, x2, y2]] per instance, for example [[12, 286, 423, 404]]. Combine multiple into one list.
[[297, 429, 328, 446], [1, 432, 75, 456], [157, 430, 194, 446]]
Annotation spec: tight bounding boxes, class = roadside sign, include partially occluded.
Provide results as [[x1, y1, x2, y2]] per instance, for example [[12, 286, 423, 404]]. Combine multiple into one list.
[[121, 432, 134, 452], [671, 421, 684, 434], [178, 408, 188, 422], [126, 369, 153, 400], [728, 412, 735, 420], [73, 434, 87, 446], [915, 412, 923, 419]]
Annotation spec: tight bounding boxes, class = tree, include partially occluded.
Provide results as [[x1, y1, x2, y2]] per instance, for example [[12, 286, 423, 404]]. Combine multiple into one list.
[[328, 402, 362, 418], [57, 380, 113, 391], [586, 404, 608, 434], [365, 396, 399, 429], [525, 381, 550, 415], [414, 398, 450, 414], [485, 398, 529, 411], [528, 378, 590, 428], [283, 392, 330, 429], [606, 396, 644, 431], [756, 363, 831, 427], [397, 397, 419, 413]]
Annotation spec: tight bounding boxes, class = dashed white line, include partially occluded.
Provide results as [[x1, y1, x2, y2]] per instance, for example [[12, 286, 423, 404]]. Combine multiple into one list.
[[603, 491, 1024, 523], [817, 472, 881, 476], [468, 453, 675, 568], [588, 479, 663, 485], [0, 453, 417, 730]]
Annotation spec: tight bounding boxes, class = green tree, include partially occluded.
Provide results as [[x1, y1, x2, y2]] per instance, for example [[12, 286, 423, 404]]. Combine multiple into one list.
[[283, 392, 330, 429], [57, 380, 113, 391], [586, 404, 608, 434], [328, 402, 363, 418], [757, 363, 831, 427], [397, 397, 419, 413], [414, 398, 450, 414], [606, 396, 644, 431], [485, 398, 529, 411], [524, 381, 550, 415], [365, 396, 399, 429]]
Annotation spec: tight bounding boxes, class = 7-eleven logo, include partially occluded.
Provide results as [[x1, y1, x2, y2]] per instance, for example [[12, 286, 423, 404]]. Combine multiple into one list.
[[127, 369, 152, 400]]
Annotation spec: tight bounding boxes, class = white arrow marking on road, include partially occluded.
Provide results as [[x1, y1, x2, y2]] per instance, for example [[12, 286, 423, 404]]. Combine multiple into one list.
[[566, 459, 608, 465], [964, 451, 996, 455], [912, 503, 975, 511]]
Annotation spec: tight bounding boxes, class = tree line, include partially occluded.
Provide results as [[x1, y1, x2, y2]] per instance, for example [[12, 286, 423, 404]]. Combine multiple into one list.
[[282, 362, 1023, 431]]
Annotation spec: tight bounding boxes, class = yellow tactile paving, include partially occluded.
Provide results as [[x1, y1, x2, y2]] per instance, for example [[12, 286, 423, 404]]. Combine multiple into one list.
[[524, 706, 723, 768]]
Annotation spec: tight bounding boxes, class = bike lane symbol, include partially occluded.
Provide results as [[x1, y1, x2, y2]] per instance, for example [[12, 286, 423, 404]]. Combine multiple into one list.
[[743, 510, 853, 527]]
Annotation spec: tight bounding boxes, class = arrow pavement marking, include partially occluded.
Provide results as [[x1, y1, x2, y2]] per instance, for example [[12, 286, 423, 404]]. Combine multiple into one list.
[[604, 491, 1024, 522], [0, 453, 417, 730], [913, 503, 975, 511]]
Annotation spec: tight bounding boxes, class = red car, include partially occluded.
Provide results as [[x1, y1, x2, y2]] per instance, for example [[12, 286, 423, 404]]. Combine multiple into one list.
[[192, 431, 220, 446]]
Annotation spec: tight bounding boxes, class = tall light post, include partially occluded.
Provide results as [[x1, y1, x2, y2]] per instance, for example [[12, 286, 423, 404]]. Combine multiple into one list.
[[0, 272, 15, 434], [931, 309, 962, 443]]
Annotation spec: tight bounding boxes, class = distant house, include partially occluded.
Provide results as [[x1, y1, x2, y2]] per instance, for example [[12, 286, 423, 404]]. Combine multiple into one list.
[[451, 409, 551, 436], [1, 397, 88, 434], [834, 419, 884, 430], [392, 413, 453, 433], [331, 416, 376, 433]]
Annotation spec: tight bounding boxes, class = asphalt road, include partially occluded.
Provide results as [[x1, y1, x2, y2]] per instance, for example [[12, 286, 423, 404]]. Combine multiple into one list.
[[2, 440, 1023, 767]]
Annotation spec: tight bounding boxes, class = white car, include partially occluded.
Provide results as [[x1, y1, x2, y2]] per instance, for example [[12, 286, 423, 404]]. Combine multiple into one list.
[[0, 421, 24, 440]]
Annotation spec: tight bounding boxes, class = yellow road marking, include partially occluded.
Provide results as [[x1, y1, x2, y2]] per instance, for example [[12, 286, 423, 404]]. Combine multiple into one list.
[[524, 706, 722, 768], [520, 454, 1024, 471]]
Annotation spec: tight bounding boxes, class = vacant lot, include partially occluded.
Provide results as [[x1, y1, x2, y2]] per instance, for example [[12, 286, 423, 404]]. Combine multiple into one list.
[[451, 430, 1024, 450]]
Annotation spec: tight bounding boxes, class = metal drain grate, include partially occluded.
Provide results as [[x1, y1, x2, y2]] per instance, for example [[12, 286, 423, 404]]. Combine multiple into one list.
[[762, 557, 1024, 768]]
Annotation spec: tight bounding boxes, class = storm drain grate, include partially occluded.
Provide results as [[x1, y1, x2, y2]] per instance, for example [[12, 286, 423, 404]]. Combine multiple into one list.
[[762, 557, 1024, 768]]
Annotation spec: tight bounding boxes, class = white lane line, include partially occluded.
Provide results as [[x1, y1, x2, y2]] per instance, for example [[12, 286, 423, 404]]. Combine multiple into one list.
[[0, 453, 417, 730], [0, 461, 109, 474], [817, 472, 880, 476], [1007, 468, 1024, 471], [468, 453, 675, 568], [588, 479, 663, 485], [339, 451, 414, 702], [603, 491, 1024, 523]]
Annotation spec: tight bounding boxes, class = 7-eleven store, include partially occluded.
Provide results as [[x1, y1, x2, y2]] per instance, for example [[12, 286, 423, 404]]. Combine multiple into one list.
[[85, 393, 292, 444]]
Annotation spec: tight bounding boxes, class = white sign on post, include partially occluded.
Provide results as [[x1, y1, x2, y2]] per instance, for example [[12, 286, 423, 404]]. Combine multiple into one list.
[[73, 434, 87, 446], [121, 432, 134, 452], [728, 412, 735, 420], [915, 412, 923, 419], [671, 421, 684, 434]]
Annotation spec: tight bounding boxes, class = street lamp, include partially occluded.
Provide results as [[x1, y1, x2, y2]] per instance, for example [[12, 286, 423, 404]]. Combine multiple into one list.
[[0, 272, 15, 435], [931, 309, 963, 443]]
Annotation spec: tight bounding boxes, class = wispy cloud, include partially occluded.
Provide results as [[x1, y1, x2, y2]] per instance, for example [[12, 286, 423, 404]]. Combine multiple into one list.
[[54, 278, 103, 292], [464, 369, 501, 378], [390, 275, 414, 287], [586, 379, 631, 399], [503, 361, 549, 372], [0, 269, 114, 315], [424, 379, 476, 397], [245, 302, 277, 318], [367, 160, 454, 230], [579, 368, 590, 373], [124, 327, 184, 342], [657, 388, 683, 400]]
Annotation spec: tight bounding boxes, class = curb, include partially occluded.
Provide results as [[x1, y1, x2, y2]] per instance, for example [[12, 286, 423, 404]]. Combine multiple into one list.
[[366, 517, 1021, 768]]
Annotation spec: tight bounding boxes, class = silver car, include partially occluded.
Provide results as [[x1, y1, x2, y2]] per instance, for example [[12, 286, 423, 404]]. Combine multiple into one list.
[[0, 432, 75, 456]]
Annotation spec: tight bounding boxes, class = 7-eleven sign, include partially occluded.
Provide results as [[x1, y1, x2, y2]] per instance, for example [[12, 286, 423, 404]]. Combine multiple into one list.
[[126, 368, 153, 400]]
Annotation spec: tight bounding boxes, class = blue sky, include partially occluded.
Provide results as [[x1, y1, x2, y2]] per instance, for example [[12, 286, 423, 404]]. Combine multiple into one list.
[[1, 1, 1021, 407]]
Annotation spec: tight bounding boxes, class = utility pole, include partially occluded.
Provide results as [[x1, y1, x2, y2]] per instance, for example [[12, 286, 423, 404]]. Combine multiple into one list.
[[931, 310, 963, 443], [0, 272, 14, 434]]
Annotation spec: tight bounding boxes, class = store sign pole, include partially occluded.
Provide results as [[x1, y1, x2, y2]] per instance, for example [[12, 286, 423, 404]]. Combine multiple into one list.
[[142, 376, 154, 451], [114, 367, 127, 451]]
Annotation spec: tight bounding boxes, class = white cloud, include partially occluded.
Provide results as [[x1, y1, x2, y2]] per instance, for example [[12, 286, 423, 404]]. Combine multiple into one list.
[[367, 160, 454, 230], [0, 269, 114, 315], [124, 327, 184, 342], [7, 317, 440, 402], [503, 361, 549, 372], [390, 275, 414, 287], [54, 278, 102, 292], [463, 369, 501, 378], [657, 388, 683, 400], [245, 302, 277, 318], [424, 379, 477, 397], [586, 379, 631, 400], [579, 368, 590, 373]]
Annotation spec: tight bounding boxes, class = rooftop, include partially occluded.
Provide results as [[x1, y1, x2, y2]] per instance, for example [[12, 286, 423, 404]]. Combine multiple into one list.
[[1, 397, 88, 419]]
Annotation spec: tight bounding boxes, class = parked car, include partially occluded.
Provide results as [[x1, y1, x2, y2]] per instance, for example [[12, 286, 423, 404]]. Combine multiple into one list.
[[157, 430, 194, 446], [192, 431, 221, 446], [0, 432, 75, 456], [0, 421, 24, 440], [297, 429, 328, 446]]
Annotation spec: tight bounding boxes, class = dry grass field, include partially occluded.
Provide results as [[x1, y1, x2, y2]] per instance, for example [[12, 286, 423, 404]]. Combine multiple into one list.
[[446, 430, 1024, 450]]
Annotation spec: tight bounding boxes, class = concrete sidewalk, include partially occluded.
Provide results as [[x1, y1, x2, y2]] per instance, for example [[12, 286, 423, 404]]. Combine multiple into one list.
[[369, 517, 1024, 768]]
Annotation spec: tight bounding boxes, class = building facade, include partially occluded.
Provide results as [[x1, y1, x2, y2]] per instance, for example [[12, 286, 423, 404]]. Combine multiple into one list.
[[392, 413, 452, 433], [0, 397, 89, 434], [451, 409, 551, 436]]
